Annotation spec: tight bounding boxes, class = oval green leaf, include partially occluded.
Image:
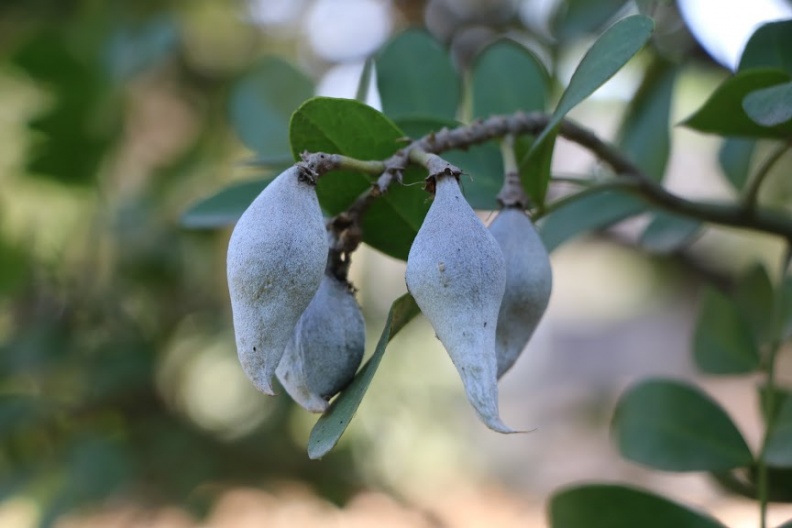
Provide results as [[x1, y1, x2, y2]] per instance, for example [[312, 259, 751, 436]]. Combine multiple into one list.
[[289, 97, 430, 260], [693, 286, 760, 374], [682, 69, 792, 138], [734, 263, 774, 345], [551, 0, 630, 40], [471, 39, 548, 118], [538, 189, 647, 252], [765, 389, 792, 467], [376, 30, 460, 121], [743, 81, 792, 127], [180, 177, 274, 229], [530, 15, 655, 151], [718, 137, 756, 191], [617, 58, 677, 181], [612, 378, 753, 472], [639, 212, 701, 253], [308, 293, 420, 459], [738, 20, 792, 74], [229, 57, 314, 160], [550, 484, 726, 528]]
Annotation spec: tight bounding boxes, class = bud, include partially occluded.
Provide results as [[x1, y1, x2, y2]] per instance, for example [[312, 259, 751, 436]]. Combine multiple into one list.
[[405, 174, 513, 432], [276, 273, 366, 412], [226, 165, 327, 395], [488, 207, 552, 378]]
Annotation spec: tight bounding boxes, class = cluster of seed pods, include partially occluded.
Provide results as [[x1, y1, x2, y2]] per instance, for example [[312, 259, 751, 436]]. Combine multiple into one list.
[[226, 159, 552, 431], [226, 165, 365, 410], [405, 166, 552, 432]]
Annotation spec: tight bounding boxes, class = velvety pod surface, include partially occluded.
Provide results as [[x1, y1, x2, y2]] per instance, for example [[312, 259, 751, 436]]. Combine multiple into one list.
[[489, 207, 552, 378], [226, 166, 328, 395], [405, 175, 512, 432], [276, 273, 366, 412]]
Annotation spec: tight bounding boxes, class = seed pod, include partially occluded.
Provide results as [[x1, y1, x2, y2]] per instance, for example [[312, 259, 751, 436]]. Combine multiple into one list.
[[405, 174, 513, 433], [276, 272, 366, 412], [488, 207, 552, 378], [226, 165, 327, 395]]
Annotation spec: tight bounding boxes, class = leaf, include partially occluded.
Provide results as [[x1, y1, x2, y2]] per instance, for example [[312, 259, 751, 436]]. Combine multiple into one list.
[[693, 286, 761, 374], [13, 31, 119, 185], [529, 15, 654, 152], [180, 177, 274, 229], [682, 69, 792, 138], [229, 57, 314, 160], [520, 131, 557, 208], [734, 263, 774, 345], [551, 0, 630, 40], [718, 137, 756, 191], [612, 378, 753, 471], [778, 275, 792, 340], [537, 189, 646, 252], [738, 20, 792, 74], [765, 389, 792, 467], [290, 97, 430, 260], [376, 30, 460, 121], [355, 57, 374, 103], [471, 39, 548, 118], [743, 81, 792, 127], [617, 58, 677, 181], [639, 212, 701, 253], [549, 484, 726, 528], [394, 116, 503, 210], [308, 294, 420, 459]]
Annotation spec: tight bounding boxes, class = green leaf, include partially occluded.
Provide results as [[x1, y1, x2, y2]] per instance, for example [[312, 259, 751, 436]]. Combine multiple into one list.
[[765, 389, 792, 467], [612, 378, 753, 471], [776, 521, 792, 528], [617, 58, 677, 181], [538, 189, 646, 252], [551, 0, 629, 39], [13, 31, 120, 185], [779, 275, 792, 340], [682, 69, 792, 138], [230, 57, 314, 160], [743, 81, 792, 127], [180, 177, 274, 229], [290, 97, 430, 260], [738, 20, 792, 74], [471, 39, 548, 118], [376, 30, 460, 121], [308, 293, 420, 459], [394, 116, 504, 210], [530, 15, 654, 152], [734, 263, 774, 345], [355, 58, 374, 103], [520, 131, 557, 207], [718, 137, 756, 191], [693, 286, 761, 374], [639, 212, 700, 253], [549, 484, 726, 528]]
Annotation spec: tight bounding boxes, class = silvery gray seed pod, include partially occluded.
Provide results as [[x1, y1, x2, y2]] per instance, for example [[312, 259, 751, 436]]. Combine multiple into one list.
[[488, 207, 552, 378], [405, 175, 514, 433], [276, 272, 366, 413], [226, 165, 327, 395]]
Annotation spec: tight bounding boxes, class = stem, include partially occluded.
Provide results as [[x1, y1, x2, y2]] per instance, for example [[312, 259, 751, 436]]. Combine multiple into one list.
[[744, 143, 791, 211], [309, 112, 792, 248], [756, 243, 792, 528], [497, 135, 529, 208]]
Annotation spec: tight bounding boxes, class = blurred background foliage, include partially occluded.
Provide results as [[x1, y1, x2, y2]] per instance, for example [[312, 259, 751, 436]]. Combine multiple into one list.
[[1, 0, 792, 527]]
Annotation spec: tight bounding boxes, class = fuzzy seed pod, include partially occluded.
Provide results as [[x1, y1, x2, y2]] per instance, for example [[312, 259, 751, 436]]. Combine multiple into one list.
[[276, 272, 366, 412], [488, 207, 552, 378], [405, 175, 513, 433], [226, 165, 328, 395]]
